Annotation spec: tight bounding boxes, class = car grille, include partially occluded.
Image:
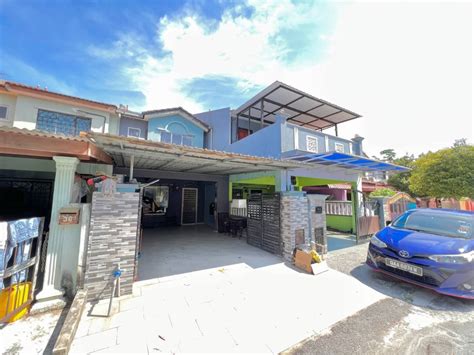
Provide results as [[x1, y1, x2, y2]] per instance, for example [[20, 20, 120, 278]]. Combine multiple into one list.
[[370, 246, 454, 287]]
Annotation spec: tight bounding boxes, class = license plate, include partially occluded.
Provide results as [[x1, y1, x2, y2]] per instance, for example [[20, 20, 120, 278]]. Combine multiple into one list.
[[384, 258, 423, 276]]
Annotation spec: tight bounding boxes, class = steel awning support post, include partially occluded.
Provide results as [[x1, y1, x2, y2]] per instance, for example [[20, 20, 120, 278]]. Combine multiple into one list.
[[129, 155, 135, 181]]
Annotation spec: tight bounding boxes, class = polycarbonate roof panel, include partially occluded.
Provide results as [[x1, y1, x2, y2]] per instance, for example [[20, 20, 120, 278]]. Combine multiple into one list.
[[283, 151, 410, 172]]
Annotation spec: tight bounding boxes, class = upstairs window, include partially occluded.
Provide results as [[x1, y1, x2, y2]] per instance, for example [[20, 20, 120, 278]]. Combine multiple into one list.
[[127, 127, 141, 138], [0, 106, 8, 120], [158, 129, 193, 146], [36, 109, 91, 136]]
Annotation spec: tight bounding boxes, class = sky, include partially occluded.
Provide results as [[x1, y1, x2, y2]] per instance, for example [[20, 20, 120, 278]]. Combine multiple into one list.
[[0, 0, 472, 157]]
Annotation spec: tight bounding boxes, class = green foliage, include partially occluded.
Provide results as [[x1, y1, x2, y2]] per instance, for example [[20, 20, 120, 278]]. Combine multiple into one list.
[[379, 149, 396, 162], [369, 187, 396, 197], [409, 145, 474, 199], [387, 154, 416, 194]]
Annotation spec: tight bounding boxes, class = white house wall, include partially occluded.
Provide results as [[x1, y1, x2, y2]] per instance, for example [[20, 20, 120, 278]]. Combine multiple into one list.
[[0, 93, 119, 134]]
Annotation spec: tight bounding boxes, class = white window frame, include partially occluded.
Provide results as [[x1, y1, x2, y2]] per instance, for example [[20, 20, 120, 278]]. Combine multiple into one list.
[[127, 127, 141, 138], [0, 105, 10, 121], [334, 142, 345, 153], [157, 128, 194, 146], [306, 135, 318, 153]]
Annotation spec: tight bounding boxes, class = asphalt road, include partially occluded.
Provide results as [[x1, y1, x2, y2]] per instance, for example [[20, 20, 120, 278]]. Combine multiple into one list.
[[285, 243, 474, 355]]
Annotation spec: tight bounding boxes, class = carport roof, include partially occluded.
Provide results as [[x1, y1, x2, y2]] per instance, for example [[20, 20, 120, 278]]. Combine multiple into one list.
[[283, 151, 410, 172], [83, 132, 306, 175]]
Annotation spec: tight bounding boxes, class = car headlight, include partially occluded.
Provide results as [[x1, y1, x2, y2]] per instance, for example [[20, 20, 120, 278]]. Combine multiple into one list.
[[428, 250, 474, 264], [370, 235, 387, 248]]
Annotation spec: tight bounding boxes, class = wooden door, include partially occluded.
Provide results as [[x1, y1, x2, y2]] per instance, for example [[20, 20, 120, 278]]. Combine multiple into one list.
[[181, 188, 198, 225]]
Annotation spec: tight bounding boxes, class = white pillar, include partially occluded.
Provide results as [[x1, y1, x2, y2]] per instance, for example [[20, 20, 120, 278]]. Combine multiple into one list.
[[36, 156, 79, 301]]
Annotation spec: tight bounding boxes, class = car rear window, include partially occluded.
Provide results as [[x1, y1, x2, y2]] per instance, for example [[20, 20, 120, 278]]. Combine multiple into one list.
[[392, 211, 474, 239]]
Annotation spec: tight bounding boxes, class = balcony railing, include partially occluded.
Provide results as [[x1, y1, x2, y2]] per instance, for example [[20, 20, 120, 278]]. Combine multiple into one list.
[[326, 201, 353, 216]]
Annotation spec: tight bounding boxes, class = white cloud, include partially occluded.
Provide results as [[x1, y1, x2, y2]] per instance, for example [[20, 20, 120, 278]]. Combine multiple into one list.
[[91, 0, 472, 156], [93, 0, 332, 112]]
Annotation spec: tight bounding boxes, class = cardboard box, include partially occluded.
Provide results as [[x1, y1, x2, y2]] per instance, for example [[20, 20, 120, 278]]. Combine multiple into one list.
[[294, 250, 313, 274]]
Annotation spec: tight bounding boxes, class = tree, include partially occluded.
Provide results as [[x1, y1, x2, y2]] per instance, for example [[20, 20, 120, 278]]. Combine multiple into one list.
[[409, 145, 474, 199], [453, 138, 468, 147], [369, 187, 396, 198], [387, 154, 416, 195], [379, 149, 396, 162]]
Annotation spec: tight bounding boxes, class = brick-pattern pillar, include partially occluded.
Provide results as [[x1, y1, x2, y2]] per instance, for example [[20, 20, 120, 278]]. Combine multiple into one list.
[[280, 192, 310, 262], [307, 194, 329, 255], [84, 192, 140, 301]]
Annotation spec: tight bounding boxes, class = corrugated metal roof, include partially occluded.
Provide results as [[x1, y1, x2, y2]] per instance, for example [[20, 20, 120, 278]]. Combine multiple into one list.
[[84, 132, 306, 175]]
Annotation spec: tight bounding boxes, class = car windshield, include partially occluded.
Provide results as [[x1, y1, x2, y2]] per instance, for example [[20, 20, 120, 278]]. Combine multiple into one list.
[[392, 211, 474, 239]]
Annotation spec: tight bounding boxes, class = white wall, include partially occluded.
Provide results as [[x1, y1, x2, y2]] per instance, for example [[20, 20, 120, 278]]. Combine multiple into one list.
[[0, 94, 17, 128], [0, 93, 119, 134]]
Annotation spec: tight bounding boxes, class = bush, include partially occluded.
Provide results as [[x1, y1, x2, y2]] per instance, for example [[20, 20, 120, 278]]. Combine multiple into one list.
[[369, 188, 396, 198]]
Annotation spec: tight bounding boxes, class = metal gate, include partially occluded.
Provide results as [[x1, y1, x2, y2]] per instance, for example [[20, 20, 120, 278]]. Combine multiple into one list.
[[181, 188, 198, 225], [246, 193, 281, 255], [357, 199, 380, 241]]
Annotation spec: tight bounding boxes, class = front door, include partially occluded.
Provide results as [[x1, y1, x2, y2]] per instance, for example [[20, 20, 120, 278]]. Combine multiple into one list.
[[181, 188, 198, 225]]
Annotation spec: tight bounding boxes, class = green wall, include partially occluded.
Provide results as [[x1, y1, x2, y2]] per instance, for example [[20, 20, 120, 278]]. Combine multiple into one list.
[[327, 215, 354, 233]]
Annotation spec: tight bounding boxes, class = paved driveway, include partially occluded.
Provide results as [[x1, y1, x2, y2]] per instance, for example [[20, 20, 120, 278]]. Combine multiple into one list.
[[288, 243, 474, 354], [70, 227, 385, 354]]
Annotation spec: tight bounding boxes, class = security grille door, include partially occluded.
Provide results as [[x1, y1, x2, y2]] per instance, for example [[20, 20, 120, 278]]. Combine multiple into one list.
[[182, 188, 198, 224]]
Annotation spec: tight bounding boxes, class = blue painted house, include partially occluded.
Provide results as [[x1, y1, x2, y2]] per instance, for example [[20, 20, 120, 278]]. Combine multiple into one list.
[[115, 81, 406, 234]]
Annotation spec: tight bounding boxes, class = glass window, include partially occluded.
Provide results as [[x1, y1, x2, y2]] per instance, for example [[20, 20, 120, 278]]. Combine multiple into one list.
[[36, 109, 91, 136], [127, 127, 141, 138], [160, 130, 172, 143], [171, 133, 182, 145], [0, 106, 7, 120], [392, 211, 474, 239], [182, 135, 193, 146]]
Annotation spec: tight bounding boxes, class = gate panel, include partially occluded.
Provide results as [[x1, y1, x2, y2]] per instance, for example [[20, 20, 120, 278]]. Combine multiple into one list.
[[246, 194, 262, 248], [246, 193, 281, 255]]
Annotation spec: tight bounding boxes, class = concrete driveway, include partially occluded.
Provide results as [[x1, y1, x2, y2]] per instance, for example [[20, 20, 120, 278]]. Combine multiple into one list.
[[288, 243, 474, 354], [70, 226, 385, 354]]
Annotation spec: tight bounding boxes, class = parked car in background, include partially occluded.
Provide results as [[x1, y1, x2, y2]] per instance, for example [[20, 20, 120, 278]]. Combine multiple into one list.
[[366, 208, 474, 299]]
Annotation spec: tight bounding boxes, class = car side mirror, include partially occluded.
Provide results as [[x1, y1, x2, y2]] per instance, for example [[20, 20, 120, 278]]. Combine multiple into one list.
[[386, 221, 391, 226]]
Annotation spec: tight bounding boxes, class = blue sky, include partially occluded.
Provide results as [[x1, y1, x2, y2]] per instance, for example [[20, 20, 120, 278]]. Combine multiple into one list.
[[0, 0, 335, 111], [0, 1, 471, 155]]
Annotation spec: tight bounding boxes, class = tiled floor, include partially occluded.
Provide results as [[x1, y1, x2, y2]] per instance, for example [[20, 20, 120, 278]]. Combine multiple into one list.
[[70, 226, 385, 354]]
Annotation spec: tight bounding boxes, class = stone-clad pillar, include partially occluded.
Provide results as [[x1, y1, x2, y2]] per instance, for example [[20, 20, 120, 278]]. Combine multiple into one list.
[[36, 156, 79, 303], [280, 192, 310, 261]]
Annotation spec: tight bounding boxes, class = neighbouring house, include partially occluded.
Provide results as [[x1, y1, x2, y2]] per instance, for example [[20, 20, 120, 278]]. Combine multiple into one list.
[[0, 80, 408, 308]]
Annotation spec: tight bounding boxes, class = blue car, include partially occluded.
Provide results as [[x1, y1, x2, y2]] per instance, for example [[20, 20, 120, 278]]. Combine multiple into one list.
[[367, 208, 474, 299]]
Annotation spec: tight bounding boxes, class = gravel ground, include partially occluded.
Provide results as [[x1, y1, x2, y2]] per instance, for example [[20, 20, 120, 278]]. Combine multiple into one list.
[[0, 307, 67, 355], [285, 243, 474, 355]]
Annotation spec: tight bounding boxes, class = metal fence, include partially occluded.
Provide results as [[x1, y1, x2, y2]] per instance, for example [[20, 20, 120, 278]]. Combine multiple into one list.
[[0, 217, 44, 324]]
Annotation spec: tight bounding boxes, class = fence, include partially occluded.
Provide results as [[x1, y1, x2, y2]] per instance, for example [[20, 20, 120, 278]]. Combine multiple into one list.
[[0, 217, 44, 323]]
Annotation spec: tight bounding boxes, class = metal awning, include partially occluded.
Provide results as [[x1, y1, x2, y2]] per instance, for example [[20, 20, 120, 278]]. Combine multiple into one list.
[[84, 132, 306, 176], [283, 151, 410, 172], [233, 81, 361, 131]]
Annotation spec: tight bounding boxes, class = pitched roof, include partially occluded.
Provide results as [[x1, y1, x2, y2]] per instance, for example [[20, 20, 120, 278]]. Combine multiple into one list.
[[142, 107, 210, 132], [0, 80, 117, 111]]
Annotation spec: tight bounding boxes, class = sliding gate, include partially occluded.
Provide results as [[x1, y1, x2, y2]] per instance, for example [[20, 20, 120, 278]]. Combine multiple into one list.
[[246, 193, 281, 255]]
